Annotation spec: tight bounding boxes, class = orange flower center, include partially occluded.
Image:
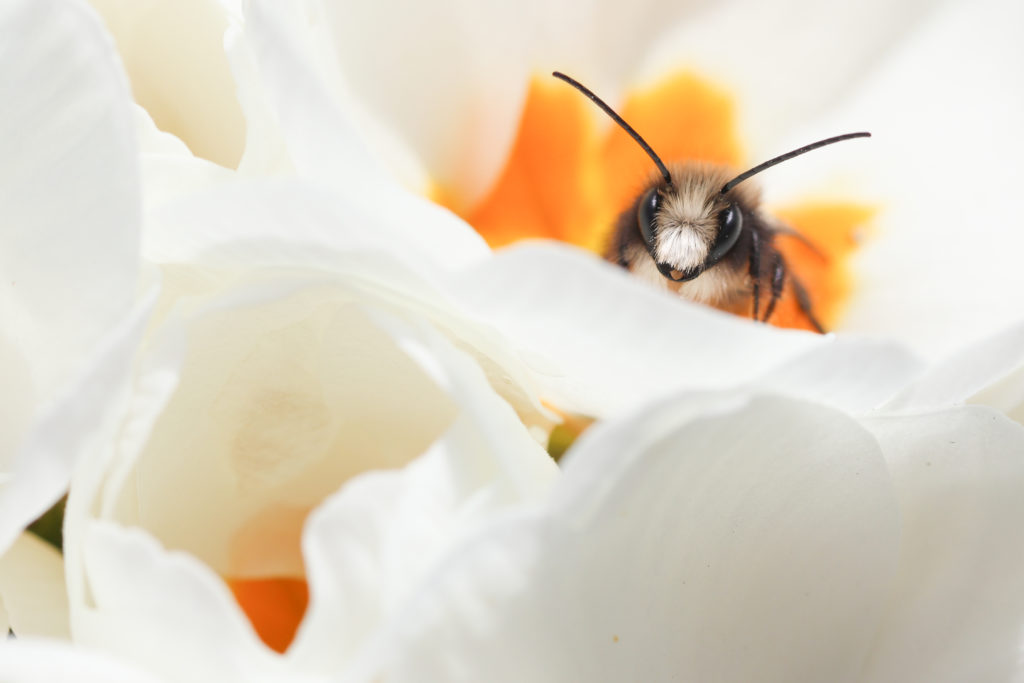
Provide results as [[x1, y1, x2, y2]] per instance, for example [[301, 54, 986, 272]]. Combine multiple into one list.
[[227, 577, 308, 653], [440, 71, 872, 331]]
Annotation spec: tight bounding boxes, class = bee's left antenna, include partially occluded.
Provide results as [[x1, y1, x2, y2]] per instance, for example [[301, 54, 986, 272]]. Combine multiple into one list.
[[552, 71, 673, 185]]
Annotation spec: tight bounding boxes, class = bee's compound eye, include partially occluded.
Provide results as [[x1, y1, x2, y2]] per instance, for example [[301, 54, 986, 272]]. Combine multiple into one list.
[[707, 203, 744, 265], [637, 187, 660, 249]]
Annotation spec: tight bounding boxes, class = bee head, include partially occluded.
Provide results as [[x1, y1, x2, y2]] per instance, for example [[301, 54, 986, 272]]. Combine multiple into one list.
[[636, 164, 755, 282], [551, 70, 869, 284]]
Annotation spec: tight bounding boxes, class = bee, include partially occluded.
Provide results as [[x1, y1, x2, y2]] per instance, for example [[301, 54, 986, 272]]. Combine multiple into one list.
[[552, 71, 870, 333]]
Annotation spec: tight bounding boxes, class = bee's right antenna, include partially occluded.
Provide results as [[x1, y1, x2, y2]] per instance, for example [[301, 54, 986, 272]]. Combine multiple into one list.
[[552, 71, 673, 186], [721, 132, 871, 194]]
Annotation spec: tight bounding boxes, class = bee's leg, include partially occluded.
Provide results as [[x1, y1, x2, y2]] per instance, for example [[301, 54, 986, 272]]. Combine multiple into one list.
[[790, 274, 826, 334], [749, 230, 762, 320], [761, 253, 786, 323]]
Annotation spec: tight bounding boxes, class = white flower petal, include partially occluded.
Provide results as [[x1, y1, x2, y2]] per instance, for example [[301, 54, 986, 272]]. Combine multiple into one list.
[[0, 0, 144, 556], [88, 0, 245, 167], [289, 469, 409, 668], [775, 0, 1024, 357], [143, 183, 547, 427], [443, 243, 825, 416], [526, 0, 719, 93], [859, 408, 1024, 682], [98, 276, 460, 578], [63, 268, 561, 677], [970, 366, 1024, 427], [886, 319, 1024, 412], [292, 0, 532, 207], [0, 533, 69, 639], [223, 19, 292, 176], [354, 393, 899, 682], [0, 0, 139, 400], [243, 0, 387, 187], [70, 263, 548, 579], [134, 105, 239, 214], [76, 521, 292, 681], [290, 313, 557, 670], [243, 0, 493, 262], [145, 178, 487, 273], [640, 0, 945, 151], [751, 336, 924, 413], [0, 291, 154, 556], [369, 312, 558, 498], [0, 638, 162, 683], [59, 259, 552, 639], [63, 293, 182, 610]]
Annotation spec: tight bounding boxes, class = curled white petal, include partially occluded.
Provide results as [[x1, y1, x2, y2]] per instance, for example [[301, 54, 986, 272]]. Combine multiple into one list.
[[290, 313, 557, 669], [88, 0, 245, 167], [442, 243, 917, 416], [77, 521, 289, 681], [886, 319, 1024, 413], [350, 392, 901, 682], [0, 0, 141, 553]]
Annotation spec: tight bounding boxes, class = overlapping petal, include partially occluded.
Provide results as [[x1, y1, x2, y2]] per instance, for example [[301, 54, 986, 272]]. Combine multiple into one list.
[[336, 392, 1024, 682], [289, 314, 556, 669], [886, 320, 1024, 413], [346, 392, 904, 682], [60, 246, 557, 674], [0, 0, 138, 399], [143, 177, 488, 274], [441, 243, 923, 415], [239, 0, 495, 275], [0, 0, 141, 553], [77, 521, 293, 681], [88, 0, 245, 168]]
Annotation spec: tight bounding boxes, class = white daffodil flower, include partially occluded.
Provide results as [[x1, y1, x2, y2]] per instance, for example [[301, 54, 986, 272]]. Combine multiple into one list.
[[4, 327, 1024, 681], [2, 167, 1011, 681], [0, 0, 144, 567], [45, 172, 917, 674], [4, 0, 1024, 680], [0, 56, 947, 679]]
